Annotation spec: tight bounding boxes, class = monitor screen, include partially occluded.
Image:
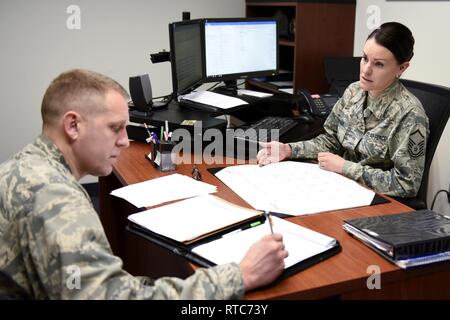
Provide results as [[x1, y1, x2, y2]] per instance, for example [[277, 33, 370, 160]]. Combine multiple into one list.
[[203, 18, 278, 82], [169, 19, 204, 98]]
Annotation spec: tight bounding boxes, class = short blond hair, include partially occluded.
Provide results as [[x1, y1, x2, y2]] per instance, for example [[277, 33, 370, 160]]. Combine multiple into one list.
[[41, 69, 129, 126]]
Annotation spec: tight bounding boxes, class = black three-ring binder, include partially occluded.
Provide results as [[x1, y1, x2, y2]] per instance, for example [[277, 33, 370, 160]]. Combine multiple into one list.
[[127, 217, 341, 286]]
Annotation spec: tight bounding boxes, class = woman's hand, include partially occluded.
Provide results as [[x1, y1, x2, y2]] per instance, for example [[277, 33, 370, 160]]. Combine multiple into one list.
[[317, 152, 345, 174], [256, 141, 292, 166]]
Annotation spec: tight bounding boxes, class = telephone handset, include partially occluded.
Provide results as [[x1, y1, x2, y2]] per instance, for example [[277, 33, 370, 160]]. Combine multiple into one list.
[[299, 89, 339, 118]]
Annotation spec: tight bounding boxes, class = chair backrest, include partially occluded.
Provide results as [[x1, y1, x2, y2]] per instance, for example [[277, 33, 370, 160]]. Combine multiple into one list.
[[323, 57, 361, 96], [400, 79, 450, 208]]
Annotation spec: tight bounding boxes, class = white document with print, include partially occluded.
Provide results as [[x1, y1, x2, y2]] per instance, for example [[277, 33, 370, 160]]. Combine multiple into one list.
[[110, 173, 217, 208], [215, 161, 375, 216], [181, 90, 248, 109], [192, 216, 337, 268], [127, 195, 261, 244]]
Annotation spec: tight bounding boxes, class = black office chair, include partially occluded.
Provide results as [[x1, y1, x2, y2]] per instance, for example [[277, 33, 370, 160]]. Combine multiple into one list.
[[391, 79, 450, 209], [323, 56, 361, 96]]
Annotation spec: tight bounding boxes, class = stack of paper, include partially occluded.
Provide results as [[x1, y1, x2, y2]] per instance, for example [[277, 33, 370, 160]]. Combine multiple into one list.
[[110, 173, 217, 208], [237, 89, 273, 98], [180, 90, 248, 109], [279, 88, 293, 94]]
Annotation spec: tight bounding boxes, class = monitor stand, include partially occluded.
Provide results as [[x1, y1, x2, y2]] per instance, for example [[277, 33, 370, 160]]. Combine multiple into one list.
[[152, 100, 170, 110], [215, 80, 238, 96]]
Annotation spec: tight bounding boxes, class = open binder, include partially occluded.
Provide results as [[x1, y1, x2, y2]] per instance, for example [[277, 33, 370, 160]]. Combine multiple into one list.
[[127, 195, 341, 283], [343, 209, 450, 269]]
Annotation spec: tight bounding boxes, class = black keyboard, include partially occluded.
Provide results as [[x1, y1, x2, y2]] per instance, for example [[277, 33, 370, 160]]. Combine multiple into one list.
[[232, 116, 297, 142]]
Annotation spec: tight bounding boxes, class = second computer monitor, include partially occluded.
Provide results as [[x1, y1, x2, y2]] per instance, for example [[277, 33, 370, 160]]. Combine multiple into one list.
[[169, 19, 204, 99], [169, 17, 279, 101], [203, 18, 278, 83]]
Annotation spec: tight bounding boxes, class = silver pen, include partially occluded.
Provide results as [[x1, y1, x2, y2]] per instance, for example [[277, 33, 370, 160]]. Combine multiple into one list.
[[265, 211, 274, 234]]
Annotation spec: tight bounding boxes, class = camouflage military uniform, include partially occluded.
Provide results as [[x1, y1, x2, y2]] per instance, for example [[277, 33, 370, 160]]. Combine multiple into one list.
[[0, 135, 244, 299], [289, 80, 429, 197]]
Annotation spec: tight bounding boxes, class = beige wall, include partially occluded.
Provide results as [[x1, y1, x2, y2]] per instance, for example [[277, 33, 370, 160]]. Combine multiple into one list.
[[354, 0, 450, 213]]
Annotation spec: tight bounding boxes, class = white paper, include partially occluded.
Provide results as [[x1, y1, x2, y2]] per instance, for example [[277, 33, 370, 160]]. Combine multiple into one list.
[[216, 161, 375, 216], [127, 195, 259, 243], [192, 216, 336, 268], [279, 88, 294, 94], [237, 89, 273, 98], [181, 90, 248, 109], [110, 173, 217, 208]]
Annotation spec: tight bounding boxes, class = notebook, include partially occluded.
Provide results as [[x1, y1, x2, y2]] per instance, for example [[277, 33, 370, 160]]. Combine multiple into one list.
[[343, 209, 450, 268]]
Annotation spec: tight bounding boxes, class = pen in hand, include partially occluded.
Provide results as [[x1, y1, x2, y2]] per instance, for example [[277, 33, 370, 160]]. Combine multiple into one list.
[[265, 211, 274, 234]]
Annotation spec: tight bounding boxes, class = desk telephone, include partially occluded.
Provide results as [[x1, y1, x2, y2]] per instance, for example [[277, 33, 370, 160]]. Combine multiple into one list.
[[299, 89, 340, 118]]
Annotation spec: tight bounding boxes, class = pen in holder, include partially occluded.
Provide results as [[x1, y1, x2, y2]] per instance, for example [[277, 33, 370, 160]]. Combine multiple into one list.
[[147, 140, 176, 172]]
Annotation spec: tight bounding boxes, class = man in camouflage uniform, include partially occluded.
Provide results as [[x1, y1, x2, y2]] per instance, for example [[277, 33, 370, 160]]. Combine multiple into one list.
[[0, 69, 287, 299], [257, 24, 429, 198]]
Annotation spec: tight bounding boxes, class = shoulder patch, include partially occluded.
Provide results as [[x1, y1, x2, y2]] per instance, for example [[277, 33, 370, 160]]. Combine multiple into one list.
[[408, 129, 425, 158]]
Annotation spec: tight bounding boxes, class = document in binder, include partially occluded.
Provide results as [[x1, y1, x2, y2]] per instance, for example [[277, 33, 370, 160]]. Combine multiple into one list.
[[191, 215, 339, 272], [128, 195, 262, 245], [127, 194, 341, 281], [343, 209, 450, 268]]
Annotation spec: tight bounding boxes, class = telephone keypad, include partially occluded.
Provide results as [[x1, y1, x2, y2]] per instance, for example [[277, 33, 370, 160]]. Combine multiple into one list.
[[313, 99, 327, 114]]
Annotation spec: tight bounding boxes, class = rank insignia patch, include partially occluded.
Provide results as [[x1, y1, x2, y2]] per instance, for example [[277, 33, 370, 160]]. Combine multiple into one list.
[[408, 129, 425, 158]]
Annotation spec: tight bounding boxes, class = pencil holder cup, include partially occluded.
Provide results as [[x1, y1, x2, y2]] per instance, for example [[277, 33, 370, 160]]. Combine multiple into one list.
[[147, 141, 176, 172]]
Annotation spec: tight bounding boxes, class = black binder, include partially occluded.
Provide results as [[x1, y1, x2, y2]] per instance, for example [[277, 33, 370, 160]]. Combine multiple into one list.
[[343, 210, 450, 268], [127, 214, 341, 285]]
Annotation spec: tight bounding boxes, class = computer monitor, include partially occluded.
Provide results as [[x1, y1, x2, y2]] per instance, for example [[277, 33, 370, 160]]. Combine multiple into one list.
[[169, 19, 204, 99], [203, 18, 278, 85]]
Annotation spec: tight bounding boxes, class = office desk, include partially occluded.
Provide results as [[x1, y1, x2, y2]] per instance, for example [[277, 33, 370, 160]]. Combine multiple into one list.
[[99, 142, 450, 300], [129, 100, 228, 130], [127, 92, 326, 148]]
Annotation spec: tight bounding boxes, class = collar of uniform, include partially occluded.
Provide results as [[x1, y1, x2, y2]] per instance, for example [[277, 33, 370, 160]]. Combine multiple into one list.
[[349, 83, 367, 106], [365, 80, 401, 119], [345, 83, 367, 117], [36, 134, 72, 174]]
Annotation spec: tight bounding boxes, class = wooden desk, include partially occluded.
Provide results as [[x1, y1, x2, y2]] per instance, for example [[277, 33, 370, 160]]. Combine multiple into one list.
[[99, 141, 450, 300]]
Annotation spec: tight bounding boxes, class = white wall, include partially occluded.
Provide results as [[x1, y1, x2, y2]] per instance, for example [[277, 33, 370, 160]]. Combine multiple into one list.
[[354, 0, 450, 213], [0, 0, 244, 183]]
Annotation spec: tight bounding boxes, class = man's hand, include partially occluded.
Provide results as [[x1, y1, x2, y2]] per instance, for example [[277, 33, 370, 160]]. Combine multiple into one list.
[[317, 152, 345, 174], [256, 141, 291, 166], [239, 234, 288, 291]]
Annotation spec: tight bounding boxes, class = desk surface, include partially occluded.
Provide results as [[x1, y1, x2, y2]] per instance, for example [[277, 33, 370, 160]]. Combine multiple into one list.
[[128, 93, 326, 146], [99, 142, 450, 299]]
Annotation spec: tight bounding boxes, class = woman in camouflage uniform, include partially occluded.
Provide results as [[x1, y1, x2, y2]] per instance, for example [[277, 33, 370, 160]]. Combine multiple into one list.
[[257, 22, 429, 198]]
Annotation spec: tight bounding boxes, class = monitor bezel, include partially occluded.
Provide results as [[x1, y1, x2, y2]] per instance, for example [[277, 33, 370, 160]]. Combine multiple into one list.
[[169, 19, 204, 99], [201, 17, 279, 84]]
